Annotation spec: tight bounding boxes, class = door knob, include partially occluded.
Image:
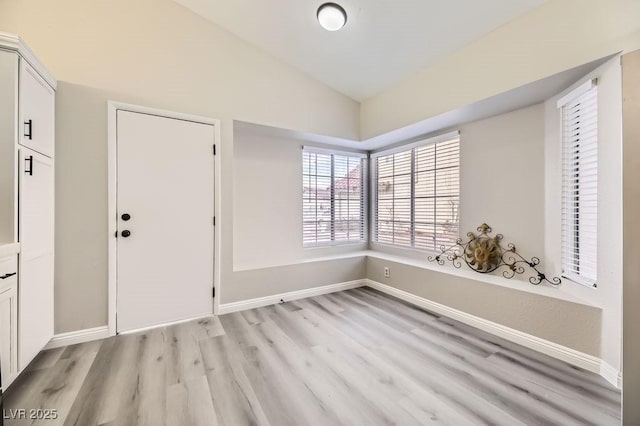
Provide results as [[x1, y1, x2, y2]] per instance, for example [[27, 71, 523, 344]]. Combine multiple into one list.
[[121, 230, 131, 238], [121, 213, 131, 221]]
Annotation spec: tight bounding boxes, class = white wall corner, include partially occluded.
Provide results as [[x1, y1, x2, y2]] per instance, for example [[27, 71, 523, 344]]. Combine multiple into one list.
[[44, 326, 110, 350], [218, 279, 367, 314]]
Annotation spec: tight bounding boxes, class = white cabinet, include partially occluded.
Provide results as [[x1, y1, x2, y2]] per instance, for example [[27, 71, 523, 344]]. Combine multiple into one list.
[[19, 59, 55, 158], [0, 256, 18, 389], [0, 33, 56, 387], [18, 149, 54, 369]]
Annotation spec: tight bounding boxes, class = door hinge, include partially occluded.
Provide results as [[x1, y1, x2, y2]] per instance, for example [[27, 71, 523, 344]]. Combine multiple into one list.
[[213, 216, 216, 226], [212, 287, 216, 298], [213, 144, 216, 156]]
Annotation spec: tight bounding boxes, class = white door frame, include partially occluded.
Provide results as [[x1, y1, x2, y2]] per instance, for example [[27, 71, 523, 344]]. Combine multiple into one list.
[[107, 101, 221, 336]]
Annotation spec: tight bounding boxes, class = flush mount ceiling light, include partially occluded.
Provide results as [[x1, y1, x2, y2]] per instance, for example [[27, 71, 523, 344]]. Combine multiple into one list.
[[317, 3, 347, 31]]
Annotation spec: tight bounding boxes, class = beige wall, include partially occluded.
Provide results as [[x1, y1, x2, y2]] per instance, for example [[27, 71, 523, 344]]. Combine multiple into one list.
[[54, 83, 110, 332], [361, 0, 640, 139], [233, 125, 366, 271], [544, 57, 623, 372], [0, 0, 359, 332], [458, 104, 545, 259], [227, 257, 366, 303], [622, 49, 640, 425], [233, 128, 305, 270], [372, 103, 546, 273]]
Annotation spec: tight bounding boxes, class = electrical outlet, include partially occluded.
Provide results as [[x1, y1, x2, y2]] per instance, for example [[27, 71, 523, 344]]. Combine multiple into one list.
[[384, 267, 390, 278]]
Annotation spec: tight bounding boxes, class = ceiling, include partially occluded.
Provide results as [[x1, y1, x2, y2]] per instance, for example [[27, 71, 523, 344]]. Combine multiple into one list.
[[173, 0, 546, 101]]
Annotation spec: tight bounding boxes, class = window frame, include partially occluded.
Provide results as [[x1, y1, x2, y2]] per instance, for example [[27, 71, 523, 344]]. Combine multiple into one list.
[[302, 147, 368, 248], [370, 131, 460, 253], [558, 79, 598, 288]]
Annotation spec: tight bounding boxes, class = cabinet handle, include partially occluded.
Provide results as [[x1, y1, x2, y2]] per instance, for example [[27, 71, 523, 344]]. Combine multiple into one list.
[[24, 119, 33, 140], [25, 155, 33, 176], [0, 272, 16, 280]]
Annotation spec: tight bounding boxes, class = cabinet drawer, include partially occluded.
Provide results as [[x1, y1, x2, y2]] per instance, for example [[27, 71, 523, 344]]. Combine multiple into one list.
[[0, 255, 17, 293]]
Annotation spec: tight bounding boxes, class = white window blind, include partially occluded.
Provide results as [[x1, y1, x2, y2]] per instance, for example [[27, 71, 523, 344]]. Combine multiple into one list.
[[560, 82, 598, 287], [303, 149, 366, 246], [374, 134, 460, 251]]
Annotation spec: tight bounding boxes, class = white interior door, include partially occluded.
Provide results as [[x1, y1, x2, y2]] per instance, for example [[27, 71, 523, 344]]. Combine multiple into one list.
[[116, 110, 214, 333]]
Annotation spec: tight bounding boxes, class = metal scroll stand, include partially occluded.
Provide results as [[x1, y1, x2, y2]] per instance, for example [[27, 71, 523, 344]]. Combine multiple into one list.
[[428, 223, 562, 286]]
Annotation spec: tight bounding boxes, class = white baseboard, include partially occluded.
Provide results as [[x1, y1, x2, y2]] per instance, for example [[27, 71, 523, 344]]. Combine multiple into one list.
[[44, 325, 110, 350], [600, 361, 623, 389], [219, 279, 366, 314], [365, 279, 621, 388]]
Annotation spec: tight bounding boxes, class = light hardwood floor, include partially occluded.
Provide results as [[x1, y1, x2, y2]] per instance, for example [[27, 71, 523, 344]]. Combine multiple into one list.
[[4, 288, 621, 425]]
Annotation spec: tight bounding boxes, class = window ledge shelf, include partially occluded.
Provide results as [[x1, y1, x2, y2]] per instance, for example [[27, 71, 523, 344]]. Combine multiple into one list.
[[363, 250, 600, 308], [232, 250, 369, 272], [231, 248, 599, 309]]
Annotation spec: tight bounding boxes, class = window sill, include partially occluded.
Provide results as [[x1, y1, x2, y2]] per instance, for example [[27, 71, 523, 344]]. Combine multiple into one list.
[[562, 273, 598, 289], [231, 247, 599, 309], [233, 250, 369, 272], [364, 249, 600, 309]]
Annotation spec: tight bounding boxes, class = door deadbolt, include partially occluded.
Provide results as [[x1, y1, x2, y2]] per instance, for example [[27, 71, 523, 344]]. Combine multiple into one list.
[[121, 213, 131, 221]]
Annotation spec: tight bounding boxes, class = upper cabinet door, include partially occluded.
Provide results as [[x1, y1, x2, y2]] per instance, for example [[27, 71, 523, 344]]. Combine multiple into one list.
[[19, 59, 55, 158]]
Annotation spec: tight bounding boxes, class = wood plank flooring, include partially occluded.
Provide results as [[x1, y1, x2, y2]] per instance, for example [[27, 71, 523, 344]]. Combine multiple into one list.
[[4, 288, 621, 425]]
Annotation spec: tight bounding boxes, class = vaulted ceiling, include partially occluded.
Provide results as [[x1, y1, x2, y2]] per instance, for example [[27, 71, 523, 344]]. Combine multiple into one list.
[[173, 0, 546, 101]]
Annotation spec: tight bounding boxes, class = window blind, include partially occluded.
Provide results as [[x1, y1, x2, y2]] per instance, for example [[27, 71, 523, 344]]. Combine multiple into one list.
[[560, 82, 598, 287], [303, 150, 366, 246], [374, 134, 460, 251]]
